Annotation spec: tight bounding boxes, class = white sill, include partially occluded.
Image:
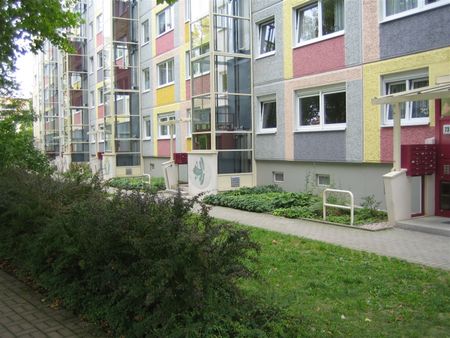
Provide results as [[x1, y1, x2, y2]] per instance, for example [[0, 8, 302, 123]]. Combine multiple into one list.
[[380, 1, 450, 23], [295, 125, 346, 133], [157, 82, 174, 89], [255, 51, 276, 60], [158, 136, 176, 140], [156, 28, 174, 39], [256, 129, 277, 135], [381, 120, 430, 128], [293, 31, 344, 49], [142, 89, 151, 94], [143, 137, 152, 141], [141, 40, 150, 47]]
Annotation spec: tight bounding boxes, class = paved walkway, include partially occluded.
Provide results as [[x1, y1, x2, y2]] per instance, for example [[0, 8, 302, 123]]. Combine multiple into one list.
[[209, 206, 450, 270], [0, 270, 104, 338]]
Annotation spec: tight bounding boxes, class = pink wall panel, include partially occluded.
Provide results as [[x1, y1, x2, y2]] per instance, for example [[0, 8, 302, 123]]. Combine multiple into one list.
[[158, 139, 170, 157], [293, 36, 345, 78], [97, 105, 104, 119], [186, 79, 191, 100], [380, 126, 434, 162], [96, 32, 104, 47], [156, 31, 174, 56]]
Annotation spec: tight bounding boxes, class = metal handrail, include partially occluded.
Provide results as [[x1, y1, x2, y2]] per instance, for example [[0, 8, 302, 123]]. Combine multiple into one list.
[[323, 188, 354, 225]]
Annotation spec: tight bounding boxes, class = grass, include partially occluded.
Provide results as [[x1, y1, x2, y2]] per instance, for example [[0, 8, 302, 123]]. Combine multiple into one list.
[[240, 226, 450, 337]]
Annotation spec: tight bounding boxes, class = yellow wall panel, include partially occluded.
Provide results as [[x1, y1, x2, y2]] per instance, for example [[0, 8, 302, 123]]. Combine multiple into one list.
[[156, 85, 175, 106], [363, 47, 450, 162]]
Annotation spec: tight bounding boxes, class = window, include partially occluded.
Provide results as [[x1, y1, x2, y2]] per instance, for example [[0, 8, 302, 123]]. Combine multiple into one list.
[[96, 14, 103, 33], [187, 109, 192, 136], [383, 72, 429, 125], [185, 51, 190, 79], [296, 0, 344, 44], [297, 86, 346, 130], [157, 59, 174, 87], [317, 174, 330, 186], [185, 0, 191, 21], [259, 99, 277, 132], [157, 6, 174, 36], [144, 118, 151, 139], [89, 22, 93, 40], [259, 19, 275, 56], [273, 172, 284, 183], [142, 67, 150, 90], [142, 19, 150, 44], [98, 87, 104, 105], [90, 90, 94, 107], [158, 113, 176, 138], [89, 56, 94, 73], [97, 51, 103, 69], [384, 0, 447, 18]]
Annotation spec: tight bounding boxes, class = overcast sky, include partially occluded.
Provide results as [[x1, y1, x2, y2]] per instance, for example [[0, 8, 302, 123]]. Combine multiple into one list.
[[14, 51, 34, 98]]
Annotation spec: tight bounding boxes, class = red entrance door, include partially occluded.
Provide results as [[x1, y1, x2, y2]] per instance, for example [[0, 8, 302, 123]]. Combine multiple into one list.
[[435, 99, 450, 216]]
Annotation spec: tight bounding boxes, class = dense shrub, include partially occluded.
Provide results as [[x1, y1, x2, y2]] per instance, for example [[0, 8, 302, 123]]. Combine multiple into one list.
[[107, 176, 165, 192], [0, 169, 301, 336]]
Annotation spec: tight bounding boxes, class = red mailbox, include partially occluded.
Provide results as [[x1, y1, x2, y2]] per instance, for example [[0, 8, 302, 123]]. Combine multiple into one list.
[[174, 152, 188, 165], [401, 144, 436, 176]]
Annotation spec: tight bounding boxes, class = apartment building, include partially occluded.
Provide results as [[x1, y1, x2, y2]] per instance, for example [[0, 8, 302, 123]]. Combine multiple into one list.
[[33, 0, 450, 217]]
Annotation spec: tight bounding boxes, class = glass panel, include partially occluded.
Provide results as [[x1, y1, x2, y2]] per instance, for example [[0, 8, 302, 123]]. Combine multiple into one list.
[[324, 92, 346, 124], [115, 116, 140, 138], [216, 94, 251, 131], [298, 4, 318, 42], [214, 16, 250, 54], [215, 56, 250, 94], [71, 128, 88, 142], [116, 154, 140, 166], [113, 0, 137, 19], [322, 0, 344, 35], [191, 17, 210, 51], [260, 21, 275, 54], [192, 57, 210, 96], [113, 18, 138, 42], [69, 90, 88, 107], [115, 92, 139, 115], [386, 0, 418, 16], [71, 143, 90, 152], [216, 133, 251, 150], [412, 78, 429, 118], [191, 0, 209, 21], [114, 66, 138, 89], [218, 151, 252, 174], [72, 153, 89, 162], [387, 82, 406, 119], [261, 101, 277, 129], [115, 140, 140, 152], [192, 96, 211, 132], [300, 95, 320, 126], [192, 133, 211, 150], [214, 0, 250, 17]]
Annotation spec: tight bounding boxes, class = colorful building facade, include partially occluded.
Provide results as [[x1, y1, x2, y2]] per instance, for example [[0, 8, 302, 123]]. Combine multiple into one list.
[[33, 0, 450, 214]]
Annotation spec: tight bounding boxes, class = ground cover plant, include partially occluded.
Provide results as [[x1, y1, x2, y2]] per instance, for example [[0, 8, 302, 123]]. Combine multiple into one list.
[[241, 227, 450, 337], [203, 186, 387, 225], [106, 175, 165, 192], [0, 168, 301, 337]]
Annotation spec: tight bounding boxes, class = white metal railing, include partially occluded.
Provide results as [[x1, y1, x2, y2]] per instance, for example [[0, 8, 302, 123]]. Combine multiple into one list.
[[142, 173, 151, 185], [323, 189, 354, 226]]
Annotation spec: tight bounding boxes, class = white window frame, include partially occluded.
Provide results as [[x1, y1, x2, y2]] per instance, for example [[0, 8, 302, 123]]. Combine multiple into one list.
[[98, 87, 104, 105], [258, 96, 277, 134], [97, 51, 103, 69], [157, 59, 174, 87], [158, 113, 176, 139], [142, 19, 150, 45], [317, 174, 330, 187], [96, 14, 103, 33], [296, 85, 346, 132], [382, 70, 430, 126], [88, 22, 93, 40], [185, 0, 191, 22], [98, 123, 105, 143], [143, 118, 152, 139], [258, 18, 276, 58], [186, 109, 192, 137], [142, 67, 150, 91], [89, 56, 94, 74], [295, 0, 345, 47], [157, 6, 174, 36], [185, 51, 191, 79], [273, 171, 285, 183], [381, 0, 450, 22]]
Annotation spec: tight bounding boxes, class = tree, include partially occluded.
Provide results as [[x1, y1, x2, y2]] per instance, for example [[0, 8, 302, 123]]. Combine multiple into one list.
[[0, 0, 81, 95], [0, 98, 53, 174]]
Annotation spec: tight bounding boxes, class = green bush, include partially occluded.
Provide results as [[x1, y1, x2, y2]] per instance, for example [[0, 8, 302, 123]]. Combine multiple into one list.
[[107, 176, 166, 192], [0, 169, 300, 337]]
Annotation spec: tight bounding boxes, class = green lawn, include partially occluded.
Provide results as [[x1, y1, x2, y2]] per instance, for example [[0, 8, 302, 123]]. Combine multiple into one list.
[[241, 226, 450, 337]]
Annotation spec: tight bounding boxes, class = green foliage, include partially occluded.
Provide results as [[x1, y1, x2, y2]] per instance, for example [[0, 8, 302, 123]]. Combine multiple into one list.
[[0, 169, 300, 337], [107, 176, 166, 192], [0, 99, 53, 174], [0, 0, 81, 94], [205, 186, 387, 225]]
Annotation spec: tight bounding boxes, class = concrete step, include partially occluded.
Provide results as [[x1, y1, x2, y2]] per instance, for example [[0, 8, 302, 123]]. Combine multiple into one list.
[[396, 217, 450, 237]]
